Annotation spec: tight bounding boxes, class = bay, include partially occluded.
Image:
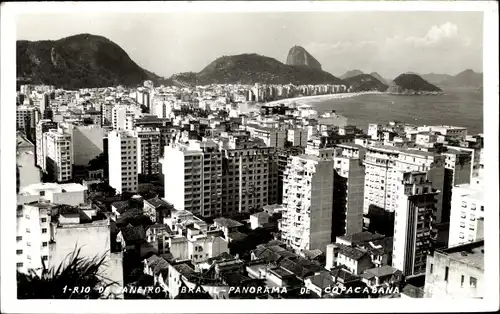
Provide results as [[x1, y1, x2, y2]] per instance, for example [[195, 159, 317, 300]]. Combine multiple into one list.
[[309, 87, 483, 135]]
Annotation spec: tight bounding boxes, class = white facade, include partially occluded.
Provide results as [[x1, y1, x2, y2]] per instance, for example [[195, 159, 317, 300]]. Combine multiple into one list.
[[392, 172, 438, 277], [111, 106, 135, 131], [108, 130, 139, 194], [448, 179, 484, 247], [16, 105, 37, 131], [363, 146, 445, 223], [17, 182, 87, 206], [163, 140, 223, 217], [44, 128, 73, 182], [36, 120, 58, 169], [16, 203, 51, 275], [280, 153, 334, 253]]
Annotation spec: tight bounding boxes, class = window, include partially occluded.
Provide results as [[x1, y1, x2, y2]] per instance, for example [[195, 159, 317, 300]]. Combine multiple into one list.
[[16, 249, 23, 255], [444, 266, 449, 281], [461, 275, 465, 287], [430, 263, 434, 274], [42, 228, 47, 233], [40, 191, 45, 196], [40, 218, 47, 223], [16, 236, 22, 241], [16, 263, 23, 268], [42, 256, 48, 261], [26, 228, 30, 233], [470, 277, 477, 288], [42, 242, 48, 247]]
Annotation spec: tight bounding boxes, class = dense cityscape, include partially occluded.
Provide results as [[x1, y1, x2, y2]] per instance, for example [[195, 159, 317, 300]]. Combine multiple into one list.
[[15, 80, 485, 299]]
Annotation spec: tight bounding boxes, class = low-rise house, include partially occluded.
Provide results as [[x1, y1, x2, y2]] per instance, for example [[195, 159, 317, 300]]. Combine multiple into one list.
[[250, 212, 271, 230], [143, 197, 173, 223], [360, 265, 403, 288], [304, 271, 335, 298], [333, 244, 374, 275], [117, 224, 146, 252], [143, 254, 170, 296], [213, 218, 243, 239], [146, 223, 173, 254]]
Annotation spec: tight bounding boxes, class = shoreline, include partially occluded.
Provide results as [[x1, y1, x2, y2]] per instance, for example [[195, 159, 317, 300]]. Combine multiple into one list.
[[263, 91, 383, 106]]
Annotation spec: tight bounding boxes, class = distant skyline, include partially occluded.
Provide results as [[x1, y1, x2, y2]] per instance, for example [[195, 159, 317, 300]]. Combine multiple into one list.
[[16, 11, 483, 79]]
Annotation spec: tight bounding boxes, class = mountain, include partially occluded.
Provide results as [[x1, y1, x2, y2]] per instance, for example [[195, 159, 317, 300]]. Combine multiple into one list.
[[340, 69, 364, 79], [387, 73, 442, 94], [419, 73, 454, 86], [370, 72, 390, 85], [440, 69, 483, 88], [17, 33, 166, 89], [285, 46, 322, 70], [171, 53, 344, 86], [343, 74, 388, 92]]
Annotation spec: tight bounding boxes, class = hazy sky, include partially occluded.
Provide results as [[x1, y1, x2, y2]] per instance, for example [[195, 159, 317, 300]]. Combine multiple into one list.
[[17, 11, 483, 79]]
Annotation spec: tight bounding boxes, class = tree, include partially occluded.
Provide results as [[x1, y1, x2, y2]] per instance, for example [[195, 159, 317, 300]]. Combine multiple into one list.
[[17, 248, 117, 299]]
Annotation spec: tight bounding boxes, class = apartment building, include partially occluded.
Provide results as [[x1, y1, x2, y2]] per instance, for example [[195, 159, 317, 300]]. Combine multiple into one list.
[[220, 135, 277, 215], [245, 123, 286, 148], [441, 149, 473, 224], [287, 128, 308, 147], [111, 106, 135, 131], [331, 145, 365, 236], [392, 172, 438, 277], [363, 146, 445, 222], [133, 127, 161, 176], [448, 177, 484, 247], [424, 240, 484, 298], [16, 105, 38, 131], [418, 125, 468, 142], [108, 130, 139, 194], [162, 140, 223, 218], [280, 152, 334, 253], [16, 202, 53, 275], [44, 128, 73, 182], [273, 147, 304, 204]]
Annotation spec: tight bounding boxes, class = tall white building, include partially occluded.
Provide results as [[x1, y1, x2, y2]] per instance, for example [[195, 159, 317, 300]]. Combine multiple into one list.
[[44, 128, 73, 182], [162, 140, 223, 218], [16, 105, 38, 131], [36, 120, 58, 169], [392, 172, 438, 277], [16, 202, 52, 275], [363, 146, 445, 222], [133, 127, 161, 175], [108, 130, 139, 194], [448, 177, 484, 247], [280, 151, 334, 253], [111, 106, 135, 131]]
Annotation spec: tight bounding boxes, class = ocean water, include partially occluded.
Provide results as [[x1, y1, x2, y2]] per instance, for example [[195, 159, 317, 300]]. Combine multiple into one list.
[[310, 87, 484, 135]]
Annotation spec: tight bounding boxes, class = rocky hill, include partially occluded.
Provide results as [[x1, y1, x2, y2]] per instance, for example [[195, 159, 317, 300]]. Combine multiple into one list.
[[343, 74, 388, 92], [387, 73, 442, 95], [340, 69, 364, 80], [174, 53, 344, 86], [17, 34, 165, 89], [285, 45, 322, 70]]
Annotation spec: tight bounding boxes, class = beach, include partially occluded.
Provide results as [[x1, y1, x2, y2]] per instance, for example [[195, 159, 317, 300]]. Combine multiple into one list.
[[264, 91, 383, 106]]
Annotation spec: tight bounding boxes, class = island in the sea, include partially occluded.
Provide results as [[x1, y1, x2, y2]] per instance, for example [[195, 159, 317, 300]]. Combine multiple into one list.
[[386, 73, 443, 95]]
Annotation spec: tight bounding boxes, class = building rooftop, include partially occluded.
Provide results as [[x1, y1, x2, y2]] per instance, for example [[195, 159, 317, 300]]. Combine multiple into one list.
[[306, 271, 335, 290], [214, 217, 243, 228], [19, 182, 87, 195], [336, 231, 385, 245], [145, 197, 172, 209], [337, 244, 369, 261], [363, 265, 402, 278], [16, 133, 34, 149], [437, 240, 484, 270]]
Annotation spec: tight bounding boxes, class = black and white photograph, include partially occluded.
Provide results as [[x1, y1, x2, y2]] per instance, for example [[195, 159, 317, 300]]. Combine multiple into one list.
[[1, 1, 498, 313]]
